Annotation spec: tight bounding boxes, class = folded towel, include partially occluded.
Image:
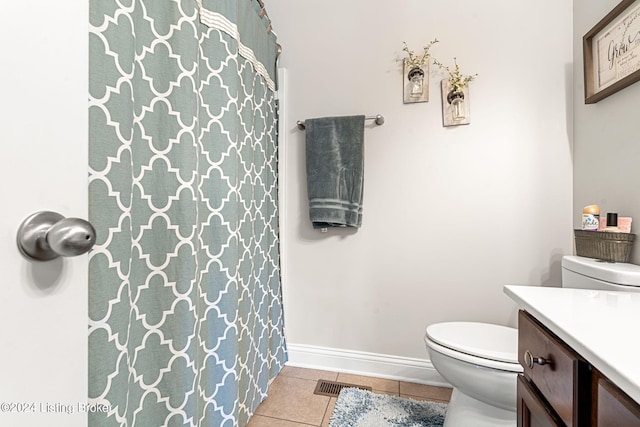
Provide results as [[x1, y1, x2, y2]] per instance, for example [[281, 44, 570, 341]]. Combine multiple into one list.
[[305, 115, 365, 229]]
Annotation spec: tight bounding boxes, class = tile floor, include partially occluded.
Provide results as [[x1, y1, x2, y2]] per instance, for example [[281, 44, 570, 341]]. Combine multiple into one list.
[[247, 366, 453, 427]]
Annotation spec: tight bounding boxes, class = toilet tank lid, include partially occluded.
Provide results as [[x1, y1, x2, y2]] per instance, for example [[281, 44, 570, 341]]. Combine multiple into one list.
[[562, 255, 640, 287], [426, 322, 518, 364]]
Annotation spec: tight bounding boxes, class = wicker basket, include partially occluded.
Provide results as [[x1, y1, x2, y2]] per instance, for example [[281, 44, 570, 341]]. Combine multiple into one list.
[[574, 229, 635, 262]]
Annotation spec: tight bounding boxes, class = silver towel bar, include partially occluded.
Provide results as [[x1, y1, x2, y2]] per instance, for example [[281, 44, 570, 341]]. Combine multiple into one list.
[[297, 114, 385, 130]]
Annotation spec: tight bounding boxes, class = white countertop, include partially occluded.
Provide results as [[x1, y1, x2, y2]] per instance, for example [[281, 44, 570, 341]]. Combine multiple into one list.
[[504, 285, 640, 404]]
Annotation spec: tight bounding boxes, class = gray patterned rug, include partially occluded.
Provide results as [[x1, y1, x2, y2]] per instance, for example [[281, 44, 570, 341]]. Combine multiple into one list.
[[329, 387, 446, 427]]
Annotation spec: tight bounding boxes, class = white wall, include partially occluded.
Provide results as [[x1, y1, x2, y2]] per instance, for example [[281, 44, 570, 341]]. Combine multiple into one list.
[[0, 2, 88, 426], [0, 1, 580, 419], [573, 0, 640, 265], [268, 0, 574, 377]]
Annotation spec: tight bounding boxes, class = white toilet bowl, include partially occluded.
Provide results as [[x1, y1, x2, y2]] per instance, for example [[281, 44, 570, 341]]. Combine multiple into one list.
[[425, 322, 523, 427]]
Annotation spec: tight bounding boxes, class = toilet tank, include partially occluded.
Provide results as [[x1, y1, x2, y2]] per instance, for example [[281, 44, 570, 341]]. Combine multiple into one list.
[[562, 255, 640, 292]]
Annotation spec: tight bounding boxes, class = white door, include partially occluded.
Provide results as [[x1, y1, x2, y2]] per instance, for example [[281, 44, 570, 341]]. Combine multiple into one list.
[[0, 2, 89, 426]]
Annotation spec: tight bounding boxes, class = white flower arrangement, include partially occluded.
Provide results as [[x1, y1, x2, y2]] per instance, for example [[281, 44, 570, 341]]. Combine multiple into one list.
[[433, 57, 477, 93], [402, 39, 439, 70]]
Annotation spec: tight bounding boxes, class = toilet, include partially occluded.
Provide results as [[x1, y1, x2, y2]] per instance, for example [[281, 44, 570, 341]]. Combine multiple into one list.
[[425, 255, 640, 427], [425, 322, 522, 427]]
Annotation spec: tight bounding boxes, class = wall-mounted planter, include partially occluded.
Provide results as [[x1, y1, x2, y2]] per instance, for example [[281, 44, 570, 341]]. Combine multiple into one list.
[[441, 80, 470, 126], [403, 59, 429, 104]]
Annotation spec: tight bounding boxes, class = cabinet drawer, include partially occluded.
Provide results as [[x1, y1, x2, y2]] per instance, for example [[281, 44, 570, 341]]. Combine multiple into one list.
[[518, 310, 586, 426], [517, 374, 564, 427]]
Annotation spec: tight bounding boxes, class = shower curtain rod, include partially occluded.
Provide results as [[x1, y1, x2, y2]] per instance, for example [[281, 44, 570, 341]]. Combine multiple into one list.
[[296, 114, 385, 130]]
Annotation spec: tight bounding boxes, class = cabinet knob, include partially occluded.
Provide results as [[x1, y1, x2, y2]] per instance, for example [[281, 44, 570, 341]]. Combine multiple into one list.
[[524, 350, 551, 369]]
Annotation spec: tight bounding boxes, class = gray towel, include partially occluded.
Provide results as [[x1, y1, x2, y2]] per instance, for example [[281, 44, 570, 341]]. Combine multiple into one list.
[[305, 115, 365, 229]]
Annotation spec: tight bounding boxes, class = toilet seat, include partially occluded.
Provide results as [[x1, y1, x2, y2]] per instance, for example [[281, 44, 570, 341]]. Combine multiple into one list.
[[426, 322, 522, 373]]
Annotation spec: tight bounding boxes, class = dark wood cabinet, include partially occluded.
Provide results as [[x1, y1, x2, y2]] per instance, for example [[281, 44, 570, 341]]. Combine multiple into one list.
[[592, 369, 640, 427], [517, 374, 563, 427], [517, 310, 640, 427]]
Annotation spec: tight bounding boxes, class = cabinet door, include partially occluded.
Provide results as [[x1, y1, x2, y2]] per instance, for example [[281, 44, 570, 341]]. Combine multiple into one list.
[[517, 375, 564, 427], [593, 370, 640, 427], [518, 310, 590, 426]]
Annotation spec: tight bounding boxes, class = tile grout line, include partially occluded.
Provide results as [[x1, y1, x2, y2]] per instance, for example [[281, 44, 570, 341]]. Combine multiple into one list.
[[256, 414, 319, 426], [319, 390, 331, 427]]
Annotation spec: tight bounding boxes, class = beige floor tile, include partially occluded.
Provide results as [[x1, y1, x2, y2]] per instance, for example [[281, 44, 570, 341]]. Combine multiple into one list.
[[336, 373, 399, 394], [399, 381, 452, 401], [320, 397, 337, 427], [249, 367, 450, 427], [280, 365, 339, 382], [247, 415, 315, 427], [254, 375, 330, 425]]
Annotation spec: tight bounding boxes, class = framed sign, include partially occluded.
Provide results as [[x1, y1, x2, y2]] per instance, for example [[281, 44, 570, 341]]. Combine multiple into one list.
[[583, 0, 640, 104]]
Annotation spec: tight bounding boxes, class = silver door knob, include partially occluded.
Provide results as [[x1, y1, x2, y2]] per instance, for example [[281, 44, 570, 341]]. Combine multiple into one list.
[[17, 211, 97, 261]]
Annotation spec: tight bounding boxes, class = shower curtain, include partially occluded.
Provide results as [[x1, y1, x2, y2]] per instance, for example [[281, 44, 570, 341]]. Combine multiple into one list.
[[88, 1, 285, 426]]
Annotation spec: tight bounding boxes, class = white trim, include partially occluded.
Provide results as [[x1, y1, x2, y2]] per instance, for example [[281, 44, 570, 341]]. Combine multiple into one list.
[[277, 67, 289, 340], [285, 343, 451, 387], [197, 1, 277, 92]]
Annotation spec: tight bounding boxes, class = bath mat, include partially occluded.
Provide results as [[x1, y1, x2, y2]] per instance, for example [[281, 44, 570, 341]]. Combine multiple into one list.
[[329, 387, 446, 427]]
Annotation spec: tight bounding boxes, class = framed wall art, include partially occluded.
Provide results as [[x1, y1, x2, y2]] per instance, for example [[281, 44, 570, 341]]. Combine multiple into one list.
[[583, 0, 640, 103]]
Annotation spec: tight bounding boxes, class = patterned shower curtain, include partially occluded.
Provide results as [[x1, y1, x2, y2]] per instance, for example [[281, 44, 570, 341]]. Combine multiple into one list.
[[88, 1, 286, 426]]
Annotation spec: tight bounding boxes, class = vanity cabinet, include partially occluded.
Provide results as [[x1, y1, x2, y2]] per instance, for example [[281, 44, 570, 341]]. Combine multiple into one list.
[[592, 369, 640, 427], [517, 374, 564, 427], [516, 310, 640, 427]]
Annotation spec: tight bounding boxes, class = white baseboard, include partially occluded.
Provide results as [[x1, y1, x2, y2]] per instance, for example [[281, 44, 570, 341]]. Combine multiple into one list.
[[285, 343, 450, 388]]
